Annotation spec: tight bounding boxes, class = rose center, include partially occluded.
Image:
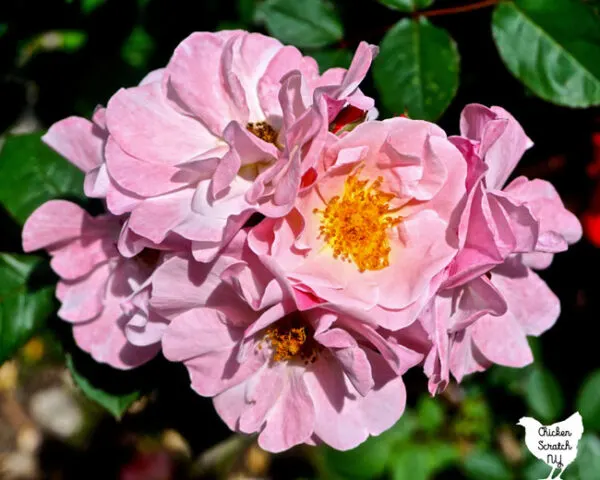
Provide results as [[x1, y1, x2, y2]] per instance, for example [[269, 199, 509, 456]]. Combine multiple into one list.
[[135, 248, 161, 269], [313, 171, 402, 272], [265, 315, 320, 364], [247, 121, 279, 146]]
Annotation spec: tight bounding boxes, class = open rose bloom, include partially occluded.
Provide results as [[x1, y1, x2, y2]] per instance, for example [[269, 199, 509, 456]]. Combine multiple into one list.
[[153, 231, 424, 451], [22, 29, 581, 452], [249, 118, 466, 328], [99, 31, 377, 262]]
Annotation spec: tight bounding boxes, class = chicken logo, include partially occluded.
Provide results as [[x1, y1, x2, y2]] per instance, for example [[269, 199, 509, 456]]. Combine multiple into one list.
[[517, 412, 584, 479]]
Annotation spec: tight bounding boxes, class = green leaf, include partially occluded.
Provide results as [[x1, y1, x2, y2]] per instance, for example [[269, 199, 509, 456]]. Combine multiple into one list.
[[238, 0, 257, 24], [0, 133, 84, 225], [385, 410, 419, 443], [121, 26, 155, 69], [492, 0, 600, 108], [487, 365, 532, 394], [416, 396, 445, 435], [576, 370, 600, 432], [311, 49, 353, 73], [66, 354, 140, 419], [319, 436, 392, 479], [0, 254, 54, 365], [391, 442, 458, 480], [377, 0, 434, 12], [454, 393, 493, 442], [316, 414, 417, 480], [462, 450, 512, 480], [60, 31, 87, 52], [570, 434, 600, 480], [81, 0, 106, 14], [525, 367, 564, 422], [0, 24, 7, 38], [522, 458, 552, 480], [527, 336, 542, 361], [373, 17, 459, 121], [256, 0, 343, 48]]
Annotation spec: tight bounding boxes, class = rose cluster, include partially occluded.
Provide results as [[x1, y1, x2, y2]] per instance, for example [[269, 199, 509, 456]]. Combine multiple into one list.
[[22, 31, 581, 452]]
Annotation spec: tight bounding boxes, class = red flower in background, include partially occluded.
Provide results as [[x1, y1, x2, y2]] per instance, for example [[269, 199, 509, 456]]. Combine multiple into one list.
[[120, 451, 174, 480], [582, 132, 600, 247]]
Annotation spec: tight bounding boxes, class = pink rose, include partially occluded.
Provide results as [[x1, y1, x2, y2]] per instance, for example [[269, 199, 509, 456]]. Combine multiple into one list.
[[420, 105, 582, 393], [249, 118, 467, 330], [97, 31, 377, 262], [153, 231, 422, 452], [22, 200, 167, 369]]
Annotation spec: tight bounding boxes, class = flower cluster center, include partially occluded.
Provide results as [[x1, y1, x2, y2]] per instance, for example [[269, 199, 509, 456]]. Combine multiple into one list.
[[265, 316, 320, 364], [314, 171, 402, 272], [247, 121, 279, 146]]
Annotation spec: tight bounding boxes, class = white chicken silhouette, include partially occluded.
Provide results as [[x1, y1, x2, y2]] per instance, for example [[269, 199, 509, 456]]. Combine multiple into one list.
[[517, 412, 584, 479]]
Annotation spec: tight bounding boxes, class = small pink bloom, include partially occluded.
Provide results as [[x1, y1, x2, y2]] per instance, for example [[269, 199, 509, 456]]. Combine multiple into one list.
[[153, 231, 422, 452], [420, 105, 582, 393], [249, 118, 467, 329], [22, 200, 167, 369]]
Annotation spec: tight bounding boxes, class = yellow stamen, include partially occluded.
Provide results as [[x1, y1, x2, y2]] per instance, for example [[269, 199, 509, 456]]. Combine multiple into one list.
[[265, 317, 320, 364], [314, 170, 402, 272], [247, 121, 279, 146], [267, 326, 306, 362]]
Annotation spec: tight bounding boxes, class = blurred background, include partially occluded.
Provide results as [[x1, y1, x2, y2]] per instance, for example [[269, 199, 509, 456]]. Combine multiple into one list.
[[1, 0, 600, 478]]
